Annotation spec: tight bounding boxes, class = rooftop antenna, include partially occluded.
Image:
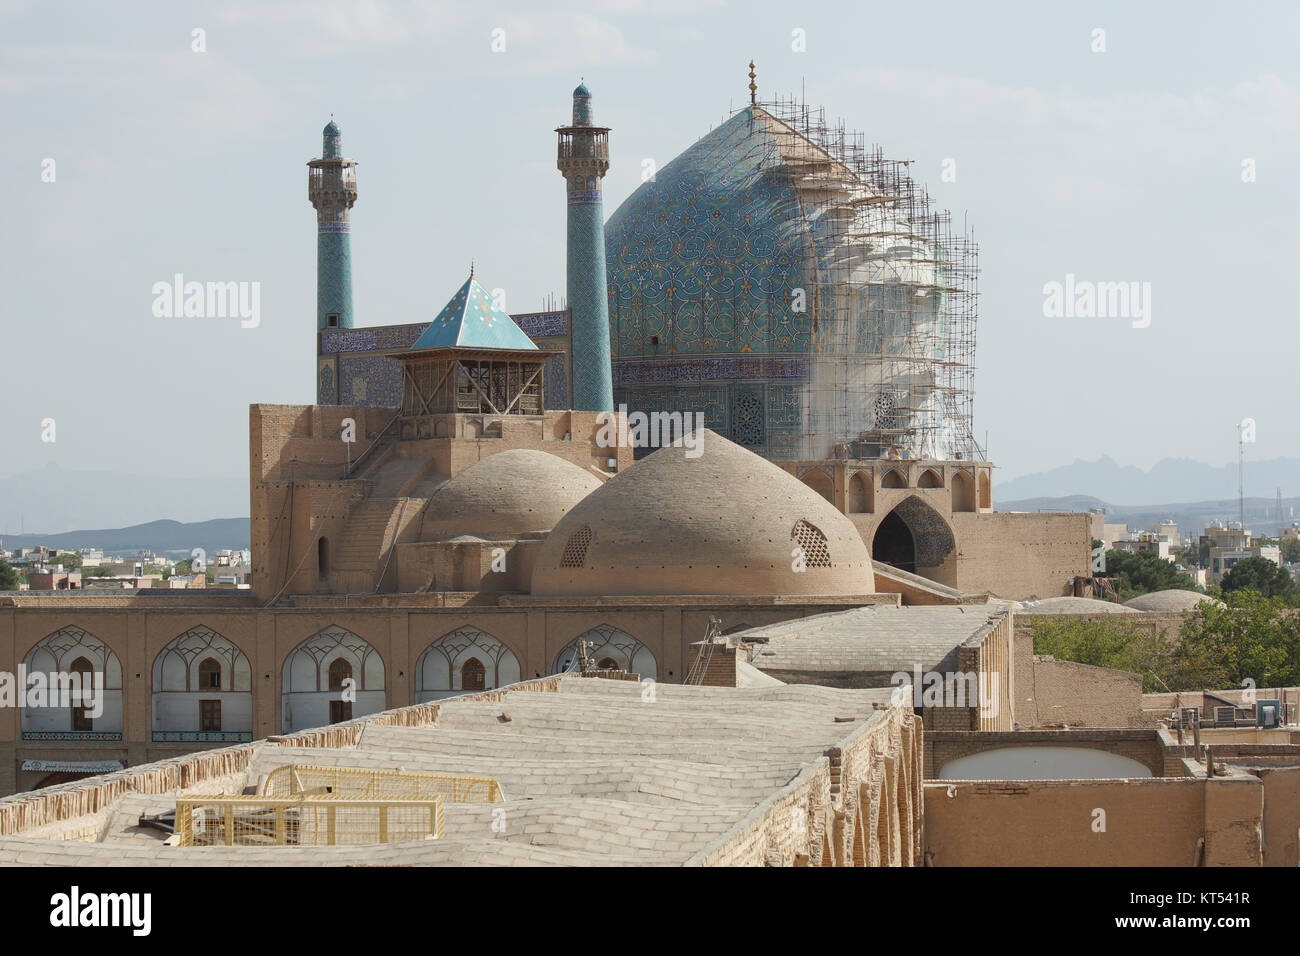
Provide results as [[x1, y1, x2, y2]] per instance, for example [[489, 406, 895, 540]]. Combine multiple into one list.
[[1238, 422, 1245, 532]]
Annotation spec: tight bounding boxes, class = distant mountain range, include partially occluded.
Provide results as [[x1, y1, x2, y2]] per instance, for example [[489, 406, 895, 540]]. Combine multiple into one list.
[[0, 463, 246, 535], [996, 456, 1300, 507], [998, 493, 1298, 541], [0, 518, 249, 558]]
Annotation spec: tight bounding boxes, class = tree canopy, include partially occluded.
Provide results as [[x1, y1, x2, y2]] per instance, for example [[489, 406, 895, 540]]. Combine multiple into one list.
[[1099, 548, 1197, 601], [1032, 589, 1300, 692], [1220, 556, 1296, 599]]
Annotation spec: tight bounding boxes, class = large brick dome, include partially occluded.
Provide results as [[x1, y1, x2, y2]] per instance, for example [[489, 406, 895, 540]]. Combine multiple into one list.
[[530, 430, 874, 597]]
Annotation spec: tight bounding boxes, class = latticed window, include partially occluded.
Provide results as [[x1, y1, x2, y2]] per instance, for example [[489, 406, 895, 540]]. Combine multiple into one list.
[[328, 657, 352, 691], [198, 657, 222, 690], [559, 525, 594, 568], [461, 658, 486, 691], [791, 519, 833, 569]]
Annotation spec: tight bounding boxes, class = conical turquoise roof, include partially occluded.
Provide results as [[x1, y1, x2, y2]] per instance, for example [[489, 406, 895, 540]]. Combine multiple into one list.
[[411, 275, 539, 351]]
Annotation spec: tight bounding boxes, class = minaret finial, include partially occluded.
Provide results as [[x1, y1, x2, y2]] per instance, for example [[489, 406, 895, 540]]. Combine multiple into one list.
[[748, 60, 757, 106], [469, 260, 475, 280]]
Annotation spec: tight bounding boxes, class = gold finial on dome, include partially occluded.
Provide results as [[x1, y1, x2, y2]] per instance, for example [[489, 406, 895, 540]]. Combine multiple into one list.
[[748, 60, 757, 106]]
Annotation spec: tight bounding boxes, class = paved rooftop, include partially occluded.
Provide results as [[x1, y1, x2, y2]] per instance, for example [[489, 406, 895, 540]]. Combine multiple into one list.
[[740, 604, 1011, 676], [0, 676, 898, 866]]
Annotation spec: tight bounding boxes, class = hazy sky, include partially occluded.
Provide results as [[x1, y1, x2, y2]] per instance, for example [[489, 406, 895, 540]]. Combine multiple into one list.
[[3, 0, 1297, 488]]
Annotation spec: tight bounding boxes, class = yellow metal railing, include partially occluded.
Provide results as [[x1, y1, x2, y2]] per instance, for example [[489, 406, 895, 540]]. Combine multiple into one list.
[[260, 764, 504, 804], [174, 795, 444, 847]]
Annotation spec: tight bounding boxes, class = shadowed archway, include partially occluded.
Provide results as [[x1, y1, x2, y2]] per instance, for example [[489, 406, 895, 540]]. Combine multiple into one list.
[[872, 511, 915, 572], [872, 496, 958, 584]]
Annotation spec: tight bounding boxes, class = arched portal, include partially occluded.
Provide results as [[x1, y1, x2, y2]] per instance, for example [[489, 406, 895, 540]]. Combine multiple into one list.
[[849, 472, 873, 513], [281, 626, 385, 733], [415, 626, 521, 702], [554, 625, 657, 680], [872, 496, 958, 585], [151, 625, 252, 741], [951, 471, 976, 512], [872, 512, 916, 572], [22, 627, 124, 738]]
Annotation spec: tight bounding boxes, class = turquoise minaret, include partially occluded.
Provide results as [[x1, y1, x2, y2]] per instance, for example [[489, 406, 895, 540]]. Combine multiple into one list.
[[556, 82, 614, 411], [308, 119, 358, 339]]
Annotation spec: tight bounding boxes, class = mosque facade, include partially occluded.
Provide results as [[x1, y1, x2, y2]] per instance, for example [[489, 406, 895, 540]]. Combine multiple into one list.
[[0, 77, 1091, 796]]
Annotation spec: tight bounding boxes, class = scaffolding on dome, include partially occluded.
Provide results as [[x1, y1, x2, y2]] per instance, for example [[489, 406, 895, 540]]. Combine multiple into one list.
[[748, 95, 982, 461]]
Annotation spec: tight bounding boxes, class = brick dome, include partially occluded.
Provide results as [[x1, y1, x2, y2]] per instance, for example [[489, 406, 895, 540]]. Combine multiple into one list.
[[421, 450, 601, 541], [530, 430, 874, 597]]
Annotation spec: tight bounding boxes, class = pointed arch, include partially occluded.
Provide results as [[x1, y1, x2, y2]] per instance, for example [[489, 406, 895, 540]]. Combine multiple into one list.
[[415, 626, 521, 702], [554, 624, 657, 680], [460, 657, 486, 691], [281, 625, 386, 733], [917, 468, 942, 489], [151, 625, 253, 740], [882, 469, 907, 489], [872, 495, 958, 584], [849, 471, 873, 513], [951, 470, 976, 512], [21, 626, 124, 737], [978, 471, 992, 509]]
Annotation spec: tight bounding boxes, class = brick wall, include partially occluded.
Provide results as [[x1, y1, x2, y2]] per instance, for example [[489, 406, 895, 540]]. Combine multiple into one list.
[[1013, 628, 1147, 728], [951, 511, 1090, 600], [923, 773, 1263, 866]]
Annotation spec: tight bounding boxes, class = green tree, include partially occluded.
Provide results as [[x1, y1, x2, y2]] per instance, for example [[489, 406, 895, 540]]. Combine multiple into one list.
[[1279, 538, 1300, 564], [1099, 548, 1197, 601], [52, 552, 82, 569], [1172, 590, 1300, 690], [1220, 556, 1296, 599], [1031, 617, 1176, 692], [0, 558, 21, 591]]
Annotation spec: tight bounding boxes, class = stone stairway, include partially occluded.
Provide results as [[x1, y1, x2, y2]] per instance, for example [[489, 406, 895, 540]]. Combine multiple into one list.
[[327, 499, 408, 593]]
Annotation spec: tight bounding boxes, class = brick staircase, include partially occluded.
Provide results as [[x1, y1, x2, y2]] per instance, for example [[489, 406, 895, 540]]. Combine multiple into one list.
[[325, 458, 447, 593], [327, 500, 407, 593]]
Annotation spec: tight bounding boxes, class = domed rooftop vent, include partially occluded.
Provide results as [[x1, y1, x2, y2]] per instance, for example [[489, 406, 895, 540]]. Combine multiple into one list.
[[1123, 590, 1223, 613], [421, 450, 601, 541], [530, 430, 874, 597]]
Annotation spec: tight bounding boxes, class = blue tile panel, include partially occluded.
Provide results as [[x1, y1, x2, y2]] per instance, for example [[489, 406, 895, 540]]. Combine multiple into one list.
[[318, 359, 337, 405], [320, 324, 428, 355], [338, 353, 403, 406], [604, 107, 819, 456], [317, 228, 354, 331], [410, 277, 540, 352], [514, 310, 569, 338]]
